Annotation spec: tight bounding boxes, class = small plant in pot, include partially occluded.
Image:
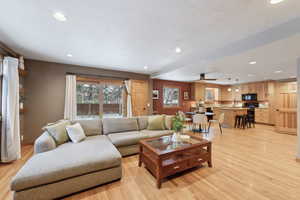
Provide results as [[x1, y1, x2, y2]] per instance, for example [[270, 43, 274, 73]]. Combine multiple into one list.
[[172, 113, 185, 141]]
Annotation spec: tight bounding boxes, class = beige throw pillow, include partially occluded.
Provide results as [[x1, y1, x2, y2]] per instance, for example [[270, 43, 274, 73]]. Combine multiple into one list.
[[147, 115, 166, 130], [43, 120, 71, 145], [165, 115, 174, 130], [66, 123, 86, 143]]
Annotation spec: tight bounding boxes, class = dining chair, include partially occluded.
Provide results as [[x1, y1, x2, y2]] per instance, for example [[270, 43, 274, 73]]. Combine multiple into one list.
[[178, 111, 192, 130], [208, 113, 224, 134], [192, 114, 208, 133]]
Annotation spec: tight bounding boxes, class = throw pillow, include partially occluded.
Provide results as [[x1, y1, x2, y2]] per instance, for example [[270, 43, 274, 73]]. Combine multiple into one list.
[[147, 115, 166, 130], [165, 115, 174, 130], [43, 120, 71, 145], [66, 123, 86, 143]]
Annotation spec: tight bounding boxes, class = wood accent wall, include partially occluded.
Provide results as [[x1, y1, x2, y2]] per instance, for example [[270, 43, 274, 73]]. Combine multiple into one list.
[[131, 80, 150, 116], [152, 79, 192, 115]]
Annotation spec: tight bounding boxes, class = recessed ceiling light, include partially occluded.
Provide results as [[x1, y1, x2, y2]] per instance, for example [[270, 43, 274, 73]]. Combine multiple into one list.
[[227, 88, 232, 92], [249, 61, 256, 65], [143, 66, 148, 70], [270, 0, 285, 4], [274, 70, 282, 73], [67, 53, 72, 57], [175, 47, 182, 53], [248, 74, 254, 77], [53, 12, 67, 22]]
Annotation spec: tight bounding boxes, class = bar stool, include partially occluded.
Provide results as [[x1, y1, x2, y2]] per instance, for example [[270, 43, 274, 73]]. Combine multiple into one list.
[[234, 115, 243, 128], [246, 114, 255, 128], [235, 115, 247, 129]]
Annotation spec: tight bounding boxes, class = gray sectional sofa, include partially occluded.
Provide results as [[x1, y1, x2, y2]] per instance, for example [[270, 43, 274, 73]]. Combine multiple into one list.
[[11, 116, 173, 200]]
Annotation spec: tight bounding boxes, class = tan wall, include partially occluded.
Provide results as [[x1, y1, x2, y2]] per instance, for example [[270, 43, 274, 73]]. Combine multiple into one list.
[[24, 59, 150, 144]]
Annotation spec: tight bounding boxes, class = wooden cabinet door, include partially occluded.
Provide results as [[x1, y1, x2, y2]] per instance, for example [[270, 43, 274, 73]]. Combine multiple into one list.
[[233, 86, 241, 101], [131, 80, 149, 116], [275, 92, 297, 134], [241, 84, 247, 94], [221, 86, 233, 101]]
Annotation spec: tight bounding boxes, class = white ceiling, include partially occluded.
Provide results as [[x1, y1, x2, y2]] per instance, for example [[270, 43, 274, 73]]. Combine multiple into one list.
[[0, 0, 300, 83]]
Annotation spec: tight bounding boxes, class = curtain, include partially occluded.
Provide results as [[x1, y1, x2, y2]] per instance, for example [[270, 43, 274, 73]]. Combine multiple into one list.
[[1, 57, 20, 163], [121, 83, 127, 117], [124, 80, 132, 117], [64, 75, 77, 120]]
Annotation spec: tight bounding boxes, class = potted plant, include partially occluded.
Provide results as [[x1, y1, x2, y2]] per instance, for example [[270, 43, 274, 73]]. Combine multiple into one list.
[[172, 113, 185, 141]]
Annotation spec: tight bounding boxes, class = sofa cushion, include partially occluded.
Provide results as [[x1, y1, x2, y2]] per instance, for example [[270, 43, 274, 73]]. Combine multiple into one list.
[[11, 135, 121, 191], [43, 120, 71, 145], [147, 115, 166, 130], [141, 130, 173, 138], [107, 131, 147, 147], [137, 116, 148, 130], [71, 119, 102, 136], [102, 118, 139, 135]]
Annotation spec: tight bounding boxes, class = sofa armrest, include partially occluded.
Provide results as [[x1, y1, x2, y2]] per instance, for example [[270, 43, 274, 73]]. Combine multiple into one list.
[[34, 132, 56, 154]]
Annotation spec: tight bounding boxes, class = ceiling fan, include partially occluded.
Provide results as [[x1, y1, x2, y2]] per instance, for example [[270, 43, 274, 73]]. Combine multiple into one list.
[[196, 73, 217, 81]]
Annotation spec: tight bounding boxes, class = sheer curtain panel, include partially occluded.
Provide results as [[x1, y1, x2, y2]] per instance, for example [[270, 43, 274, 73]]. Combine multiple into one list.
[[1, 57, 20, 163], [64, 75, 77, 120], [124, 80, 132, 117]]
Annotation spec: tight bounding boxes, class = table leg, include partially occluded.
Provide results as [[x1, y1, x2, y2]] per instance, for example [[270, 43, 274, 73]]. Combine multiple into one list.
[[138, 145, 142, 167], [207, 143, 212, 168], [157, 178, 162, 189], [156, 158, 162, 188]]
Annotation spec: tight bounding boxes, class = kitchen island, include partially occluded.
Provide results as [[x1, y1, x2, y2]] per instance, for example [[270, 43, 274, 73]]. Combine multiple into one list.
[[213, 107, 248, 128]]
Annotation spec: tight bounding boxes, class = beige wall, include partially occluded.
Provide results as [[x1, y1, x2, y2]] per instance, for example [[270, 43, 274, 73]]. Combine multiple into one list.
[[24, 59, 150, 144]]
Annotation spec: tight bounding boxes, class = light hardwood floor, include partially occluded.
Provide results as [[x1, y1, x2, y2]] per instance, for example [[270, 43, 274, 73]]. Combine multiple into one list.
[[1, 125, 300, 200]]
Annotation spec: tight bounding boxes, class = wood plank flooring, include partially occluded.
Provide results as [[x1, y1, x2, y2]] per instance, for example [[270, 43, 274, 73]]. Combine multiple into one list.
[[1, 125, 300, 200]]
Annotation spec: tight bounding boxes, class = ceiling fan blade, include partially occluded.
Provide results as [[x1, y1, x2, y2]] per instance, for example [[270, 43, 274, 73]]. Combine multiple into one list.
[[204, 78, 217, 81]]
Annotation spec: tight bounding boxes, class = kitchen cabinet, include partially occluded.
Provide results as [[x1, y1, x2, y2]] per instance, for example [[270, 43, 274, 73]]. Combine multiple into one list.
[[255, 108, 270, 124], [191, 83, 205, 101], [220, 86, 233, 101], [232, 85, 241, 101]]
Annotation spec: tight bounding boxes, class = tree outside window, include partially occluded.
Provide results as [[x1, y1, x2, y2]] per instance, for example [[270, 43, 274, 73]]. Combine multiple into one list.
[[76, 82, 123, 118]]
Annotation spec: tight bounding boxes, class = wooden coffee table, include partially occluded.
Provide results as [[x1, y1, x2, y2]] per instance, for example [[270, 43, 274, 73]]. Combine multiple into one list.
[[138, 135, 212, 188]]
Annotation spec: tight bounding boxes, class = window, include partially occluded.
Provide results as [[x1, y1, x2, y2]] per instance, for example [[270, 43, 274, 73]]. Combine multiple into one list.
[[102, 85, 123, 118], [163, 87, 179, 107], [76, 81, 123, 119], [205, 88, 219, 102]]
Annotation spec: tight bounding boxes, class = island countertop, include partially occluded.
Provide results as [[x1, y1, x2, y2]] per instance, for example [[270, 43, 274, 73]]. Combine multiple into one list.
[[218, 107, 248, 110], [213, 107, 248, 128]]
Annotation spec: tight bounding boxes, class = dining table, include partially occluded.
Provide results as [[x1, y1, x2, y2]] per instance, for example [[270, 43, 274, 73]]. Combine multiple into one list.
[[185, 112, 215, 121], [185, 112, 215, 133]]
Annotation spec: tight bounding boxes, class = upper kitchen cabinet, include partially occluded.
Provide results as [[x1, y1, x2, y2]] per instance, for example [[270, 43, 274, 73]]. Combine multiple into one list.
[[220, 86, 233, 101], [237, 81, 269, 101], [240, 84, 248, 94], [256, 82, 266, 101], [232, 85, 241, 101], [276, 81, 297, 93], [191, 82, 205, 101]]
